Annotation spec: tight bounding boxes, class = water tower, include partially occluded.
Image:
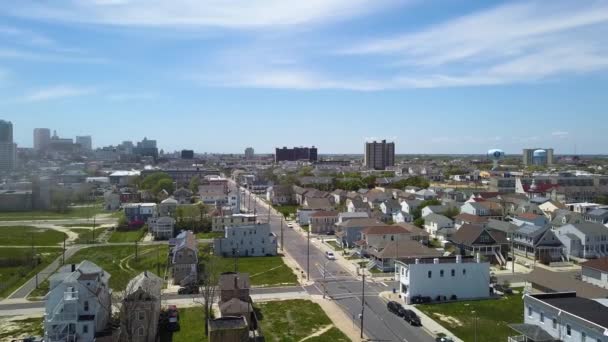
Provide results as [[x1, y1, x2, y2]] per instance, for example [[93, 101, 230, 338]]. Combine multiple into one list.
[[487, 148, 505, 170], [533, 149, 547, 166]]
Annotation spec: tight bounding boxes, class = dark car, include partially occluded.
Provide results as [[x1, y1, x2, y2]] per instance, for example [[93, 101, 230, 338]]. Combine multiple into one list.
[[387, 301, 405, 317], [178, 285, 199, 295], [403, 309, 422, 326], [493, 284, 513, 295]]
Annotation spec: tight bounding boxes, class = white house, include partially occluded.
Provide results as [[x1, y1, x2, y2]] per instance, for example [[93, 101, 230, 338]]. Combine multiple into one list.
[[45, 261, 112, 342], [148, 216, 175, 240], [423, 213, 455, 239], [460, 202, 490, 216], [393, 211, 413, 223], [510, 292, 608, 342], [555, 222, 608, 259], [214, 223, 277, 257], [580, 257, 608, 289], [395, 255, 490, 304], [400, 199, 422, 214]]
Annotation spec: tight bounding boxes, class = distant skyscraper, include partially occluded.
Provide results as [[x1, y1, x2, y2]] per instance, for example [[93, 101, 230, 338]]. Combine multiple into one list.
[[523, 148, 554, 166], [134, 137, 159, 160], [76, 135, 92, 151], [34, 128, 51, 151], [275, 146, 317, 162], [365, 140, 395, 170], [181, 150, 194, 159], [0, 120, 17, 171], [245, 147, 255, 159]]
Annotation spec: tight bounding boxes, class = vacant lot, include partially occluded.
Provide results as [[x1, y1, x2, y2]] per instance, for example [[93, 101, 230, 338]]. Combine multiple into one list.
[[418, 291, 524, 342], [108, 228, 146, 243], [0, 226, 66, 246], [196, 231, 223, 239], [159, 306, 207, 342], [256, 300, 349, 342], [0, 316, 44, 340], [216, 256, 298, 287], [0, 247, 62, 299], [0, 206, 104, 221], [71, 228, 107, 244], [66, 245, 169, 291]]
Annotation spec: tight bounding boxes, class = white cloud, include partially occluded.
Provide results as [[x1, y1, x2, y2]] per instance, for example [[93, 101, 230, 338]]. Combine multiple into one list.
[[0, 0, 400, 28], [22, 85, 96, 102], [552, 131, 569, 138]]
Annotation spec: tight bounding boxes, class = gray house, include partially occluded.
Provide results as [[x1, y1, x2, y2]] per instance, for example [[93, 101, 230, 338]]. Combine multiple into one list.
[[171, 231, 198, 285], [120, 271, 162, 342], [555, 222, 608, 259], [511, 225, 564, 264], [335, 218, 383, 248], [584, 208, 608, 225]]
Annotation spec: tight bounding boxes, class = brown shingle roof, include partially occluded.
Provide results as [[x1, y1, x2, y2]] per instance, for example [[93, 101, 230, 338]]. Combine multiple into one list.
[[310, 211, 339, 218], [454, 213, 489, 224], [581, 257, 608, 273], [518, 212, 542, 220], [370, 240, 442, 259], [362, 225, 408, 235]]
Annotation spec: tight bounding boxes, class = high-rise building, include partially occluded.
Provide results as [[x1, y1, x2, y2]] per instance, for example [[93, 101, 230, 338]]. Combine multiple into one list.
[[34, 128, 51, 151], [0, 120, 17, 171], [275, 146, 317, 162], [181, 150, 194, 159], [364, 140, 395, 170], [523, 148, 554, 166], [133, 137, 159, 160], [75, 135, 92, 151], [245, 147, 255, 159]]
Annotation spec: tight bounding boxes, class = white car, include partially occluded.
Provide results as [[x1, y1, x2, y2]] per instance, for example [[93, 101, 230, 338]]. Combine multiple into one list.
[[325, 251, 336, 260], [287, 222, 294, 228]]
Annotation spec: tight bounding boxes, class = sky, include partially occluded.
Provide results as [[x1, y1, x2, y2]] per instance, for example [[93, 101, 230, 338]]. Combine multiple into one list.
[[0, 0, 607, 155]]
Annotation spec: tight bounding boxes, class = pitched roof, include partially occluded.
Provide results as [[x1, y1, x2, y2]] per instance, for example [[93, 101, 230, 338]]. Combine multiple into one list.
[[566, 222, 608, 235], [454, 213, 489, 224], [362, 225, 409, 235], [337, 218, 384, 228], [486, 219, 519, 234], [369, 240, 442, 259], [310, 210, 339, 218], [587, 208, 608, 218], [581, 257, 608, 273], [526, 268, 608, 300], [424, 213, 453, 224], [450, 224, 486, 245], [517, 212, 543, 220], [303, 197, 333, 210], [219, 272, 250, 291], [125, 271, 162, 299], [394, 222, 429, 236]]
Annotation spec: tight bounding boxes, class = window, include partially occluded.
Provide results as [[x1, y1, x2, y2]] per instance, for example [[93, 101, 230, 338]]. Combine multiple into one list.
[[566, 324, 571, 336], [451, 269, 455, 277], [84, 301, 89, 312], [440, 270, 444, 277], [251, 248, 254, 254], [137, 327, 145, 337], [138, 311, 145, 320], [581, 331, 586, 342], [552, 318, 557, 329], [528, 306, 532, 317], [428, 271, 432, 278], [540, 311, 544, 323], [463, 269, 466, 275], [83, 325, 88, 334]]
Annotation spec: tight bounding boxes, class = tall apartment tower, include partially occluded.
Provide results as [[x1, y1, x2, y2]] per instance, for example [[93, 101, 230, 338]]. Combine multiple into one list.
[[365, 140, 395, 170], [34, 128, 51, 151], [76, 135, 93, 151], [0, 120, 17, 171], [245, 147, 255, 159], [523, 148, 554, 166]]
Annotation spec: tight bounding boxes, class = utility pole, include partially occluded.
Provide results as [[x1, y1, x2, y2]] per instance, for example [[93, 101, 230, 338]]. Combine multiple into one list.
[[92, 216, 96, 242], [307, 227, 310, 281], [323, 261, 327, 299], [62, 235, 66, 265], [31, 233, 35, 268], [511, 235, 515, 274], [360, 273, 365, 339], [233, 248, 239, 273], [280, 217, 284, 252], [135, 241, 138, 262], [157, 245, 160, 276]]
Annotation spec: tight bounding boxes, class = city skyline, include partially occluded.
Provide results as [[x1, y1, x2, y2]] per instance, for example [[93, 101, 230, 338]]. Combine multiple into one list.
[[1, 1, 607, 153]]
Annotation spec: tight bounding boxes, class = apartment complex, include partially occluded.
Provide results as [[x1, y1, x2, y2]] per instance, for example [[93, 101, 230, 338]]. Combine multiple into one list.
[[34, 128, 51, 151], [275, 146, 318, 162], [0, 120, 16, 172], [364, 140, 395, 170]]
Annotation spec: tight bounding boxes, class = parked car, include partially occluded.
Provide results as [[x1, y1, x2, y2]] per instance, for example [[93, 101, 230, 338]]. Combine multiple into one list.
[[325, 251, 336, 260], [411, 295, 432, 304], [287, 222, 294, 228], [493, 284, 513, 295], [403, 309, 421, 326], [165, 305, 180, 332], [387, 301, 406, 317], [435, 336, 454, 342], [178, 285, 199, 295]]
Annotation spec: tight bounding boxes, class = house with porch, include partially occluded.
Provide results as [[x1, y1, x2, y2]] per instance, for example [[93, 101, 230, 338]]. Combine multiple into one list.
[[511, 225, 564, 264], [309, 211, 339, 234], [368, 240, 441, 272], [450, 224, 508, 266]]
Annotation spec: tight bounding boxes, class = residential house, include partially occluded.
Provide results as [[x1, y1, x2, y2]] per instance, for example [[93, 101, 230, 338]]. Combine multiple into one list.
[[538, 200, 567, 219], [103, 191, 120, 211], [512, 213, 549, 227], [400, 199, 423, 215], [395, 256, 490, 304], [453, 213, 488, 230], [148, 216, 175, 240], [423, 214, 455, 240], [212, 213, 257, 232], [346, 198, 370, 214], [393, 211, 414, 224], [486, 219, 519, 238], [509, 292, 608, 342], [214, 223, 277, 257], [171, 231, 198, 285], [551, 209, 584, 229], [124, 203, 157, 225], [580, 257, 608, 289], [368, 240, 441, 272], [331, 189, 347, 205], [511, 225, 564, 264], [158, 197, 178, 217], [266, 185, 293, 205], [421, 204, 456, 218], [460, 202, 490, 217], [218, 272, 253, 327], [338, 211, 369, 223], [309, 211, 339, 234], [525, 267, 608, 299], [298, 197, 334, 225], [585, 208, 608, 225], [172, 188, 193, 204], [404, 186, 421, 194], [476, 201, 504, 219], [335, 218, 384, 248], [555, 222, 608, 259], [415, 189, 437, 201], [514, 202, 543, 216], [44, 261, 112, 342], [362, 189, 392, 209], [357, 225, 412, 257], [394, 223, 430, 244], [119, 271, 162, 342], [450, 224, 508, 266], [208, 317, 249, 342]]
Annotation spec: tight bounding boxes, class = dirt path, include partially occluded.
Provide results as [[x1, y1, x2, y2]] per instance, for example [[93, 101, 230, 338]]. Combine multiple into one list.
[[299, 324, 334, 341]]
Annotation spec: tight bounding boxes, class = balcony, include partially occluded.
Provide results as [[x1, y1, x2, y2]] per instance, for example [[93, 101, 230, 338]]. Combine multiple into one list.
[[508, 336, 527, 342]]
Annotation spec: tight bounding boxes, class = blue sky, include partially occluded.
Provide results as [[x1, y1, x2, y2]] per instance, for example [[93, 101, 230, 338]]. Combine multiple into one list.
[[0, 0, 607, 154]]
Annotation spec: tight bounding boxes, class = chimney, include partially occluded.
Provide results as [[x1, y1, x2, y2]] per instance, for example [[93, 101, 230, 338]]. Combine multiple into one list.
[[71, 264, 76, 272], [456, 255, 462, 264], [433, 258, 439, 264]]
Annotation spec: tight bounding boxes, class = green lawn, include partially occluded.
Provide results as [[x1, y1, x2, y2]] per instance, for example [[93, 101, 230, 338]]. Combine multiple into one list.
[[196, 231, 224, 239], [256, 299, 349, 342], [28, 279, 49, 300], [273, 205, 298, 218], [66, 245, 169, 291], [61, 223, 98, 228], [216, 256, 298, 287], [0, 247, 62, 299], [71, 228, 107, 244], [307, 327, 351, 341], [0, 316, 44, 340], [108, 228, 146, 243], [326, 240, 343, 251], [0, 226, 67, 246], [0, 206, 104, 221], [160, 306, 207, 342], [417, 291, 524, 342]]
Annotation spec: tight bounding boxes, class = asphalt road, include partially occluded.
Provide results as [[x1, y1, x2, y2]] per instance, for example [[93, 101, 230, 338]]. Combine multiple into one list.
[[238, 184, 436, 342]]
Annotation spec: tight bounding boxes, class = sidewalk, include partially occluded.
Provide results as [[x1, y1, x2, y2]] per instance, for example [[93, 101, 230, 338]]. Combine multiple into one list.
[[379, 291, 463, 342], [311, 295, 368, 342]]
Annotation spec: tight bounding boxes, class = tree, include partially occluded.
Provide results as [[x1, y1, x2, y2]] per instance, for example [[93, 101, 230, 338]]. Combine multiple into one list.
[[197, 202, 208, 222], [414, 217, 425, 228], [140, 172, 172, 190], [152, 178, 175, 196], [197, 255, 220, 335], [596, 195, 608, 205], [189, 176, 200, 194], [50, 189, 70, 213], [362, 175, 377, 189], [444, 206, 461, 219]]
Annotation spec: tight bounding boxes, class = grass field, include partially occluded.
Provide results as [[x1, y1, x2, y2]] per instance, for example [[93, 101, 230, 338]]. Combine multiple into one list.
[[66, 245, 169, 291], [0, 247, 62, 299], [417, 291, 524, 342], [0, 226, 66, 246], [159, 306, 207, 342], [273, 205, 298, 218], [71, 228, 106, 244], [256, 300, 349, 342], [196, 231, 224, 239], [61, 223, 98, 228], [0, 316, 44, 340], [28, 279, 49, 300], [0, 206, 104, 221], [216, 256, 298, 287], [326, 240, 343, 251], [108, 228, 146, 243]]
